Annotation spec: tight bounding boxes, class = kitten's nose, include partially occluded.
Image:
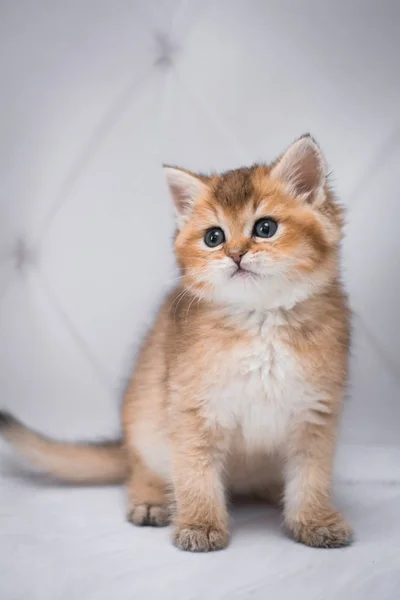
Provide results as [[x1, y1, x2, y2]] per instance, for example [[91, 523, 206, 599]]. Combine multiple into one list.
[[229, 251, 246, 265]]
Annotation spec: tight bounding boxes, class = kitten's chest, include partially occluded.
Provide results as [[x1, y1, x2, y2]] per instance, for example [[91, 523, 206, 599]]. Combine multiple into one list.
[[202, 314, 318, 450]]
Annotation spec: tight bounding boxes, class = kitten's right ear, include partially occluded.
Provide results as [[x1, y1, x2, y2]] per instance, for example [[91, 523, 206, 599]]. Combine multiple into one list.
[[163, 166, 208, 228], [270, 134, 327, 203]]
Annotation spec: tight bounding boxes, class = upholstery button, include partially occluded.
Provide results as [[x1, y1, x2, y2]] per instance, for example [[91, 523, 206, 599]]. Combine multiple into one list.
[[154, 32, 178, 68], [13, 238, 36, 271]]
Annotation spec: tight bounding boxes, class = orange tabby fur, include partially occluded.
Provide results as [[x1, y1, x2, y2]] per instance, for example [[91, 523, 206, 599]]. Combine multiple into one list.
[[0, 135, 352, 551]]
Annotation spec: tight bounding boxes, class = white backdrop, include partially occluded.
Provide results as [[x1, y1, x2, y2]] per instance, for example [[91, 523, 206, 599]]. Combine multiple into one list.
[[1, 0, 399, 447], [1, 3, 400, 599]]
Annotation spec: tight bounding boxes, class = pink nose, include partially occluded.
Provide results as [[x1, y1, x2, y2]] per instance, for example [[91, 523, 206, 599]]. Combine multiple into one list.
[[229, 251, 246, 265]]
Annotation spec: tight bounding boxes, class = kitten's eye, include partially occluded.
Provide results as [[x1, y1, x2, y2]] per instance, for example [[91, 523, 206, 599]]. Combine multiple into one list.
[[204, 227, 225, 248], [253, 218, 278, 239]]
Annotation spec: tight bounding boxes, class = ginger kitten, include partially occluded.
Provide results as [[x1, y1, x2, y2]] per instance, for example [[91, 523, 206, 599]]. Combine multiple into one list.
[[0, 135, 352, 551]]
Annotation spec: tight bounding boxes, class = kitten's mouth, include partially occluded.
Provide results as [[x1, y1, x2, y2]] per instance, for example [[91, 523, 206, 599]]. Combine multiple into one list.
[[232, 266, 257, 278]]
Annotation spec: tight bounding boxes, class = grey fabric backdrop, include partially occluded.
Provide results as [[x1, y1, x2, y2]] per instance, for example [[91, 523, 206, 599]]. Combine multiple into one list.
[[1, 0, 399, 448]]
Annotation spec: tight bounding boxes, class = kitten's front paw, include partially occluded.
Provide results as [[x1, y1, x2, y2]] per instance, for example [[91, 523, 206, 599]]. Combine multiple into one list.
[[289, 511, 353, 548], [173, 524, 229, 552]]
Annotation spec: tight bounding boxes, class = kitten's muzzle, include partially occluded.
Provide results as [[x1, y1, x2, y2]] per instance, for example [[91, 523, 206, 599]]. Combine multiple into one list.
[[228, 250, 247, 266]]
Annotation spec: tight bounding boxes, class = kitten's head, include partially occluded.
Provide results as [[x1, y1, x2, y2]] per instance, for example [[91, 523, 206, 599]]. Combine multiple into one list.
[[164, 135, 344, 311]]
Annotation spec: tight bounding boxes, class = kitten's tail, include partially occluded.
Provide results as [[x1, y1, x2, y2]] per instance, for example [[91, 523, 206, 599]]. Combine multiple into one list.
[[0, 411, 128, 484]]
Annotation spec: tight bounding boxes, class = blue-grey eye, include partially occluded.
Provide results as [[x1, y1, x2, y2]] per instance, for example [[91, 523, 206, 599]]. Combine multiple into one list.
[[253, 218, 278, 239], [204, 227, 225, 247]]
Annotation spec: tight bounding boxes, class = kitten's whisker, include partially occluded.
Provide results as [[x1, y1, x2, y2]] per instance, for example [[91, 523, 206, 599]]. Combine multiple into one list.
[[185, 289, 200, 321], [171, 280, 201, 321]]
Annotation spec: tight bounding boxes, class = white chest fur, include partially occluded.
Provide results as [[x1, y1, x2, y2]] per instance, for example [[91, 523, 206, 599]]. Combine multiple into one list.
[[201, 310, 323, 452]]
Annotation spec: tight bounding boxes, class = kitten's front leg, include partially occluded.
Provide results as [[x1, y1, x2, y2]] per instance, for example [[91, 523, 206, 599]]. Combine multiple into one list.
[[284, 412, 353, 548], [171, 409, 229, 552]]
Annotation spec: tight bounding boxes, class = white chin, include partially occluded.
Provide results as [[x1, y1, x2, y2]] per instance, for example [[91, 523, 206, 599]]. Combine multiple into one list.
[[209, 274, 315, 311]]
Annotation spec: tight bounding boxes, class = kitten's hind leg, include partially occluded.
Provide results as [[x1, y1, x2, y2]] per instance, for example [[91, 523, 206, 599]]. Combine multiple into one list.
[[253, 482, 284, 508], [127, 454, 170, 527]]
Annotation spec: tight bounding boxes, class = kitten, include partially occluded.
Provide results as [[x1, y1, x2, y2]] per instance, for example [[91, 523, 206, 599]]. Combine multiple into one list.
[[0, 135, 352, 551]]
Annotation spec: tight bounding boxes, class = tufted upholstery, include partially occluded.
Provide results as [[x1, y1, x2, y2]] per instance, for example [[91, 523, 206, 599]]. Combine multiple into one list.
[[1, 2, 400, 598]]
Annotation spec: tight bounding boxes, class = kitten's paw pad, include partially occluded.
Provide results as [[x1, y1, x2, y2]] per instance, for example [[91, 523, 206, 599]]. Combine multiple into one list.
[[173, 525, 229, 552], [128, 504, 170, 527], [290, 512, 353, 548]]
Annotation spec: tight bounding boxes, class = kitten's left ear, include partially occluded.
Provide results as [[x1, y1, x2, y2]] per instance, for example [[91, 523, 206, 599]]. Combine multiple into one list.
[[163, 166, 209, 228], [270, 134, 327, 203]]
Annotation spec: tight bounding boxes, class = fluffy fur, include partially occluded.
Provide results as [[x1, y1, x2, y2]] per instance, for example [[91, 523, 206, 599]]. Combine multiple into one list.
[[0, 135, 352, 551]]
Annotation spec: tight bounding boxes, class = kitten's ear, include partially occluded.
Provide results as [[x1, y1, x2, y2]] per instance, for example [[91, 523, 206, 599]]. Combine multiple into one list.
[[163, 166, 209, 228], [270, 135, 327, 203]]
